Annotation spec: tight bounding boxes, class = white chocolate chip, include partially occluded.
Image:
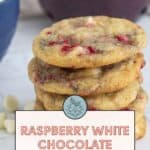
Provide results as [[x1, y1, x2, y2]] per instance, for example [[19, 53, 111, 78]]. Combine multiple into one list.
[[0, 112, 6, 129], [24, 102, 34, 110], [86, 17, 96, 26], [71, 46, 85, 55], [3, 95, 19, 112], [4, 119, 15, 134], [74, 46, 84, 51]]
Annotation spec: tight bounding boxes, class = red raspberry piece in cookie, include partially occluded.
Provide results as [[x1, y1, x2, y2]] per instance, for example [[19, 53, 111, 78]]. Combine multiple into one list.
[[48, 41, 57, 45], [46, 31, 52, 35], [61, 43, 79, 54], [63, 39, 69, 44], [61, 45, 73, 54], [116, 34, 131, 44], [86, 46, 96, 54]]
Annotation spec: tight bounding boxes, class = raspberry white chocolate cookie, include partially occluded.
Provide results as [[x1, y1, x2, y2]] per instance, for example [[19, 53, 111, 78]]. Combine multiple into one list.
[[33, 16, 147, 68], [28, 53, 144, 96], [35, 81, 140, 111]]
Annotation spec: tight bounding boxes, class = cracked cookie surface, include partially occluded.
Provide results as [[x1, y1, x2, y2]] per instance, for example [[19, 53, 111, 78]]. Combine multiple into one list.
[[33, 16, 147, 68], [28, 53, 144, 96]]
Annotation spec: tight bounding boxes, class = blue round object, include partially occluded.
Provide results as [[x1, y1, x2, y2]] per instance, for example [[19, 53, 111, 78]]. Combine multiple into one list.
[[63, 95, 87, 120], [0, 0, 19, 60]]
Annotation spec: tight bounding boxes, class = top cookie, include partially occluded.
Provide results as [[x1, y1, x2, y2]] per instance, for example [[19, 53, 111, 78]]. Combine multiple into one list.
[[33, 16, 147, 68]]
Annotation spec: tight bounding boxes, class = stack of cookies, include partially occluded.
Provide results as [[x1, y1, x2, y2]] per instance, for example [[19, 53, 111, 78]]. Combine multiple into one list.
[[28, 16, 148, 140]]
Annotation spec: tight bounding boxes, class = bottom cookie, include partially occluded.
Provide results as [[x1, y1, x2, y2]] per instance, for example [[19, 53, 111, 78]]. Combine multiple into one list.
[[34, 100, 147, 140], [35, 87, 147, 121]]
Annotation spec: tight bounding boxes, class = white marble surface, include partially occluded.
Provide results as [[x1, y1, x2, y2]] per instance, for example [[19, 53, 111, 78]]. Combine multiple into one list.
[[0, 15, 150, 149]]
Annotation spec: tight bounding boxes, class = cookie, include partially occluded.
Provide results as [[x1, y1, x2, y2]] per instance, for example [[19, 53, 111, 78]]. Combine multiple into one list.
[[136, 117, 147, 140], [35, 81, 141, 111], [28, 53, 144, 96], [33, 16, 147, 68]]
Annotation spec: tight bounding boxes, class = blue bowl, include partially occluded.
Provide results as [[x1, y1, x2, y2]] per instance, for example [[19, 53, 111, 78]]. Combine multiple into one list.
[[0, 0, 19, 60]]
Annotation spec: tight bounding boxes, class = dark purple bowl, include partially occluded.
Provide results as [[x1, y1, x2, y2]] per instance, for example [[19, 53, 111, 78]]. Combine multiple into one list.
[[39, 0, 150, 21]]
